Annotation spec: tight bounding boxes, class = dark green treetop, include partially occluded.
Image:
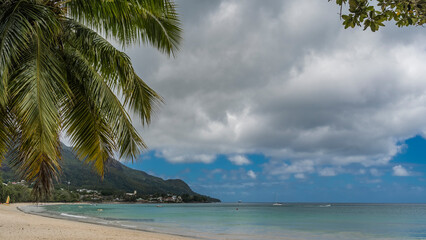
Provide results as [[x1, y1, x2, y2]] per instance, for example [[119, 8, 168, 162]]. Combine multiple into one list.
[[331, 0, 426, 31]]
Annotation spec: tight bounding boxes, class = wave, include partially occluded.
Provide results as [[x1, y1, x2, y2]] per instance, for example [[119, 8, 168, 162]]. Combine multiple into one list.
[[102, 217, 154, 222], [60, 213, 88, 219], [120, 224, 137, 229]]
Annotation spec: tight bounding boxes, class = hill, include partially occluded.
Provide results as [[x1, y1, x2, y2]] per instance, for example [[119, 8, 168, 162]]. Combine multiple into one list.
[[0, 145, 220, 202]]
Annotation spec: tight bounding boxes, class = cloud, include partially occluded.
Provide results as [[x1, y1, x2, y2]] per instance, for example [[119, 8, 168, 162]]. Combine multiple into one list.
[[392, 165, 411, 177], [228, 155, 251, 165], [247, 170, 257, 179], [264, 160, 315, 179], [155, 150, 216, 164], [122, 0, 426, 179], [318, 168, 337, 177], [294, 173, 306, 179], [370, 168, 382, 177]]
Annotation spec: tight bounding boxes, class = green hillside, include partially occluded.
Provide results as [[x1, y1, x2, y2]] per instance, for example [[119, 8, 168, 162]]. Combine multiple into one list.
[[0, 145, 220, 202]]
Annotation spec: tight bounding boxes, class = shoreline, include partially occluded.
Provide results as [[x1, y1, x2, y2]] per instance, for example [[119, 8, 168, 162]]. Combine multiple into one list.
[[0, 203, 198, 240]]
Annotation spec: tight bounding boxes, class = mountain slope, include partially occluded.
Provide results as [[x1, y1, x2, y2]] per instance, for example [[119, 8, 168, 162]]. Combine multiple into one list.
[[0, 145, 219, 201]]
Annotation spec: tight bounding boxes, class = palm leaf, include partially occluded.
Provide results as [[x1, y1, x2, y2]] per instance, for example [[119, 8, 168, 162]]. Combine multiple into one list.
[[0, 106, 11, 166], [67, 0, 181, 54], [62, 19, 162, 126], [8, 17, 64, 199], [62, 49, 116, 176]]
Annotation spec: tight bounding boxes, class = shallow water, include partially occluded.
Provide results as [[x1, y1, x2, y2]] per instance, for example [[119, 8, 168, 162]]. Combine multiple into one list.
[[27, 203, 426, 240]]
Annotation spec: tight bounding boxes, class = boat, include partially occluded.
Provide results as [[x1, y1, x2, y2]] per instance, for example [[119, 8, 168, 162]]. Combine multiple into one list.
[[272, 193, 283, 206]]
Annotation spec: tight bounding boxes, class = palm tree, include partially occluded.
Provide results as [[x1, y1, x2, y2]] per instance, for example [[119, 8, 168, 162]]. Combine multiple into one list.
[[0, 0, 181, 199]]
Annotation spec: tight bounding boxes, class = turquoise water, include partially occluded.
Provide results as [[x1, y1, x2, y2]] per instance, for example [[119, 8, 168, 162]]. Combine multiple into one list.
[[40, 203, 426, 239]]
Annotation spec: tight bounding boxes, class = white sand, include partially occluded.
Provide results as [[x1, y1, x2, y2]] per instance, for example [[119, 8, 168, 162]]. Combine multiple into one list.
[[0, 203, 197, 240]]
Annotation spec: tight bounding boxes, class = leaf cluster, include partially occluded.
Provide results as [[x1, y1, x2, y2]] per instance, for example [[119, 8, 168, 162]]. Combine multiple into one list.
[[0, 0, 181, 199], [331, 0, 426, 31]]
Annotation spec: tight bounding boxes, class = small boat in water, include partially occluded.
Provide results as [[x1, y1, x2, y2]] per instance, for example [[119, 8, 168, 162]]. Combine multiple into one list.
[[273, 193, 283, 206], [319, 204, 331, 207]]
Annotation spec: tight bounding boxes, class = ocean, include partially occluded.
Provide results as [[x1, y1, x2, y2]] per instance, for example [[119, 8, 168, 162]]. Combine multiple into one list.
[[22, 203, 426, 240]]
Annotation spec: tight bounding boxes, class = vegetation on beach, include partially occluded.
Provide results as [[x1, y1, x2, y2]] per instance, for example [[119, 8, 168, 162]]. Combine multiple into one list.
[[0, 179, 78, 203], [0, 179, 32, 203], [332, 0, 426, 31], [0, 0, 181, 199]]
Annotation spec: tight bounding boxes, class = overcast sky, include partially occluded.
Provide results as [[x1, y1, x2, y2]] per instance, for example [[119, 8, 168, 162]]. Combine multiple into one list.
[[121, 0, 426, 202]]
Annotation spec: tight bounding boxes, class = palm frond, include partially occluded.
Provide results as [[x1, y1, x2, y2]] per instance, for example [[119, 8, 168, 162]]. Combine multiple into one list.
[[62, 49, 116, 176], [0, 106, 11, 166], [124, 74, 163, 126], [62, 19, 134, 87], [0, 1, 33, 106], [63, 44, 148, 166], [9, 19, 64, 199], [67, 0, 181, 54], [62, 19, 162, 127], [135, 0, 181, 55]]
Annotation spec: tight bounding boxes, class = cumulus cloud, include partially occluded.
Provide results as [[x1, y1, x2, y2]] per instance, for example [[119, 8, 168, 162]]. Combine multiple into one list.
[[247, 170, 257, 179], [392, 165, 411, 177], [228, 155, 251, 166], [124, 0, 426, 179]]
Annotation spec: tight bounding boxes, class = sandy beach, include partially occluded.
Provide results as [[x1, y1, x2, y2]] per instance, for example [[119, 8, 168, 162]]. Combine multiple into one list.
[[0, 203, 196, 240]]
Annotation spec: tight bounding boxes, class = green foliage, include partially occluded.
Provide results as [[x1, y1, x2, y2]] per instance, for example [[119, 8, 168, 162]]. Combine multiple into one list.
[[0, 184, 33, 203], [0, 0, 181, 199], [181, 194, 220, 203], [123, 194, 137, 202], [0, 180, 5, 202], [49, 189, 80, 202], [331, 0, 426, 31], [0, 182, 79, 203]]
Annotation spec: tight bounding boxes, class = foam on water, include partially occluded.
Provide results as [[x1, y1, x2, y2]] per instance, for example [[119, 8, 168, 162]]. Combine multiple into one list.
[[60, 213, 87, 219]]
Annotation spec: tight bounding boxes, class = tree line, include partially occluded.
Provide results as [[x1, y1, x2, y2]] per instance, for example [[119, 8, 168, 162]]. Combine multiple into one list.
[[0, 177, 79, 203]]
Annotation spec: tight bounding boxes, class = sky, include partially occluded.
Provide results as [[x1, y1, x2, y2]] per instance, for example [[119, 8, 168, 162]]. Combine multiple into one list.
[[116, 0, 426, 203]]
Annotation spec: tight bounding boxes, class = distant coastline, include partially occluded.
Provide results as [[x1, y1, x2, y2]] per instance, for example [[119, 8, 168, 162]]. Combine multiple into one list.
[[1, 144, 220, 204]]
